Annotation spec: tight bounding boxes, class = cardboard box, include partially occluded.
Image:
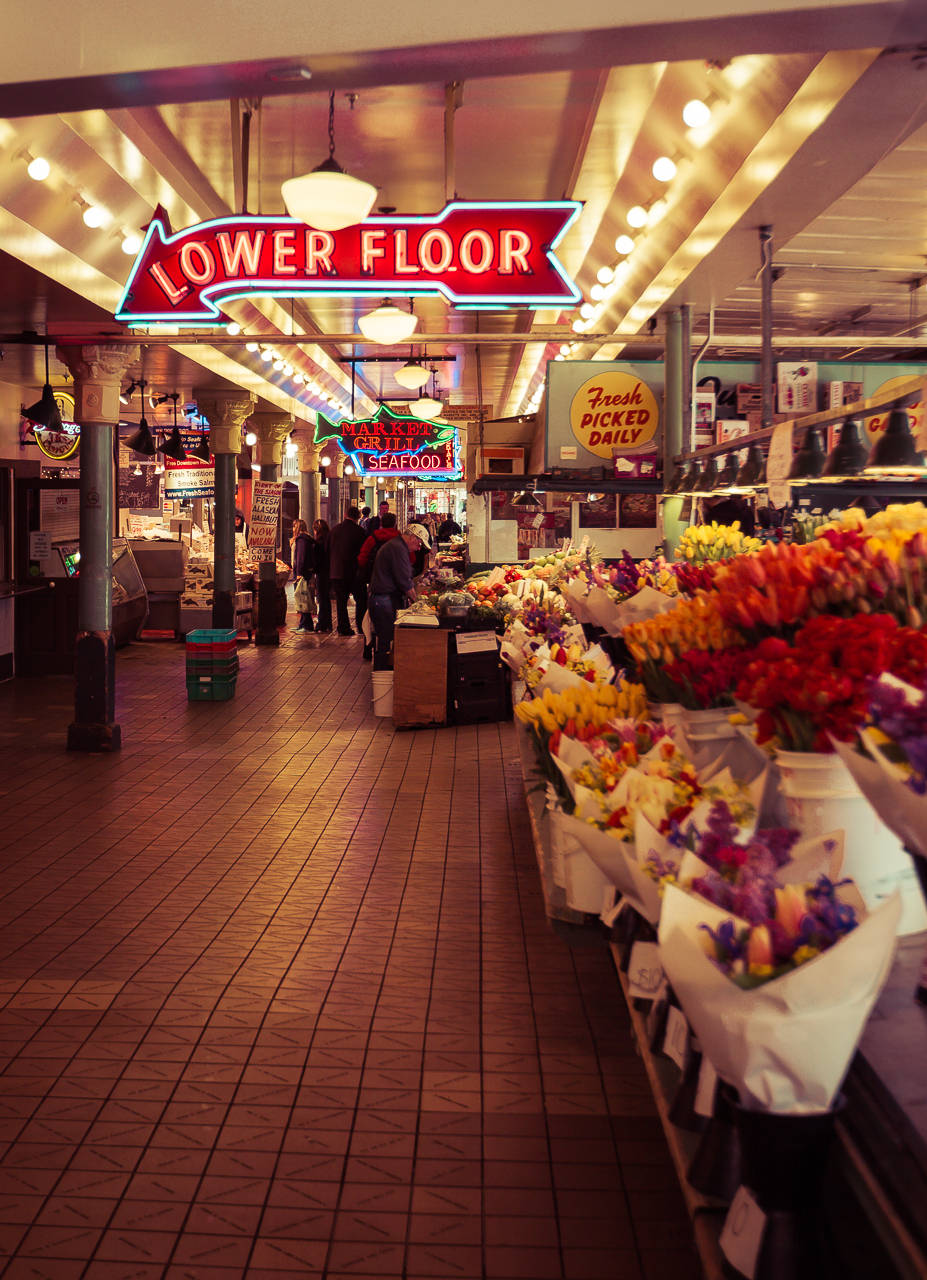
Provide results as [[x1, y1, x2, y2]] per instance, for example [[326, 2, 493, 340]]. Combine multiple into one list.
[[745, 411, 791, 431], [777, 362, 818, 414], [826, 381, 863, 409], [736, 383, 765, 413], [392, 627, 449, 727], [716, 420, 750, 444]]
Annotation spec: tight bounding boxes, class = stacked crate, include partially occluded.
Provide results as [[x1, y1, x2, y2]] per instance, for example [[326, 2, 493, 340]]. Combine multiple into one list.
[[185, 628, 239, 701]]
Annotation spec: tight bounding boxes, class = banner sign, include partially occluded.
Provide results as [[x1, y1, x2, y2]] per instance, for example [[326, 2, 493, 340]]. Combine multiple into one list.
[[315, 405, 461, 478], [115, 201, 582, 323], [163, 432, 215, 498], [570, 370, 659, 458], [248, 479, 283, 561]]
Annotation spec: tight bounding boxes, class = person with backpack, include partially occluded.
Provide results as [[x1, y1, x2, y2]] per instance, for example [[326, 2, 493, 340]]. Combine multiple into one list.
[[367, 524, 425, 669], [357, 513, 402, 659]]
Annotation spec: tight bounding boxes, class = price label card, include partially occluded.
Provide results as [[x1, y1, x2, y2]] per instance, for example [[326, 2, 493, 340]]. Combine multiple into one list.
[[694, 1056, 719, 1117], [720, 1185, 767, 1279], [627, 942, 664, 1000], [663, 1005, 689, 1071]]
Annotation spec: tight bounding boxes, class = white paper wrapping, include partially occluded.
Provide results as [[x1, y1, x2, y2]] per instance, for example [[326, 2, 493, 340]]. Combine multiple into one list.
[[658, 883, 900, 1113]]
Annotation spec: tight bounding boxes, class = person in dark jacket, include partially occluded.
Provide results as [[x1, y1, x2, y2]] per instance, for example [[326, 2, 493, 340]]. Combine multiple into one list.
[[357, 515, 401, 577], [291, 519, 315, 632], [312, 518, 332, 632], [328, 506, 368, 636], [364, 499, 391, 534], [437, 513, 461, 540], [368, 525, 423, 669]]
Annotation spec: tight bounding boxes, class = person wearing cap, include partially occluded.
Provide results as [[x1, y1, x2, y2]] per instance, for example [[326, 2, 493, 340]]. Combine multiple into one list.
[[367, 526, 426, 669], [406, 521, 432, 579]]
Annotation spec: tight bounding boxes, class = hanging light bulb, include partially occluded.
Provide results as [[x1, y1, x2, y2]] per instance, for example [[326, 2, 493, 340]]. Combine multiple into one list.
[[281, 89, 377, 231], [597, 266, 614, 285], [627, 205, 649, 228], [132, 461, 142, 477], [260, 348, 274, 363], [614, 235, 635, 256], [187, 433, 211, 463], [121, 233, 142, 256], [683, 99, 712, 128], [82, 204, 108, 228], [159, 395, 187, 462], [652, 156, 677, 182], [245, 430, 258, 447], [787, 425, 826, 483], [320, 454, 332, 467], [358, 300, 418, 344], [27, 156, 50, 181], [226, 321, 242, 336]]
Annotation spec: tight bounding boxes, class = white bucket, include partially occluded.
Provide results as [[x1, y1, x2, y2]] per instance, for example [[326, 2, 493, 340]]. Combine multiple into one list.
[[775, 749, 927, 936], [683, 706, 745, 773], [372, 671, 393, 718], [648, 700, 687, 739], [548, 808, 613, 913]]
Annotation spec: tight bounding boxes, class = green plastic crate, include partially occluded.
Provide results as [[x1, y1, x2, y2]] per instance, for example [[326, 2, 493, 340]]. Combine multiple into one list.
[[186, 675, 237, 701]]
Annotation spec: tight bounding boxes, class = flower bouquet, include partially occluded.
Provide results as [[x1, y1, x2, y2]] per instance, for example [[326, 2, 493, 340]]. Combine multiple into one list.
[[674, 521, 762, 565]]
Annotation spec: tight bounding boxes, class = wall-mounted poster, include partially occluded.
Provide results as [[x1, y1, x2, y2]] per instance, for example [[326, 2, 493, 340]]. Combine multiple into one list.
[[578, 493, 617, 529], [619, 492, 658, 529]]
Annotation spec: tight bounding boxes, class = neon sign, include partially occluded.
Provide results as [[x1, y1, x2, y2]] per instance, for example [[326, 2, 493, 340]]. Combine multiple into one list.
[[26, 391, 81, 460], [115, 201, 582, 323], [315, 405, 461, 479]]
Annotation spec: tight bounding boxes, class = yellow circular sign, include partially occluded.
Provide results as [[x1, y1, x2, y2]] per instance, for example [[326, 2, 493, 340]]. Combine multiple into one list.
[[569, 370, 659, 458], [865, 376, 925, 448]]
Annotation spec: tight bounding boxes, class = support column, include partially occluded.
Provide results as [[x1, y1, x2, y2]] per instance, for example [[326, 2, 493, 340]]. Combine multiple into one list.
[[662, 309, 686, 558], [195, 389, 255, 630], [250, 411, 292, 647], [759, 226, 775, 431], [327, 453, 344, 525], [290, 429, 321, 528], [59, 342, 139, 752]]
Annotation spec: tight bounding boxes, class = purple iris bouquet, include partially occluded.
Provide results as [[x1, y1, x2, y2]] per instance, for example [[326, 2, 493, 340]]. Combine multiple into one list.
[[686, 801, 799, 924], [865, 676, 927, 794]]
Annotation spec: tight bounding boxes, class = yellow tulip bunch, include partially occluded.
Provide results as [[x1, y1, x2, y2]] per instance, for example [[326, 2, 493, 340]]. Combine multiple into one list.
[[515, 678, 647, 740], [674, 521, 762, 565], [623, 592, 740, 666]]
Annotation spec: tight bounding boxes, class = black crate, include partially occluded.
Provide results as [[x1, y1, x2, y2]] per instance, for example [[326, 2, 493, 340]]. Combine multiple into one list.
[[452, 688, 512, 725]]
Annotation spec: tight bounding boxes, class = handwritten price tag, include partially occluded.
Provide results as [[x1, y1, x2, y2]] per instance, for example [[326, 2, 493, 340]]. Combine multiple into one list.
[[694, 1056, 719, 1117], [627, 942, 664, 1000], [720, 1184, 766, 1278], [663, 1005, 689, 1070]]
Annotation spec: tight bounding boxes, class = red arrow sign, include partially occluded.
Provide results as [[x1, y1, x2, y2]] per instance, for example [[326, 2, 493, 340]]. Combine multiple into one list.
[[115, 201, 582, 323]]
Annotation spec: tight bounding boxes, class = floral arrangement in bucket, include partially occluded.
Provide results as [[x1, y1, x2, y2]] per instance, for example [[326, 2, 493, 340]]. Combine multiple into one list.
[[675, 521, 762, 565], [662, 646, 751, 711]]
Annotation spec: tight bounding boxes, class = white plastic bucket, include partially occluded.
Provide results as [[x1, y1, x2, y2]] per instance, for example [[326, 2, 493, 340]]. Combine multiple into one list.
[[372, 671, 394, 718], [647, 701, 687, 739], [775, 749, 927, 936], [683, 706, 740, 772]]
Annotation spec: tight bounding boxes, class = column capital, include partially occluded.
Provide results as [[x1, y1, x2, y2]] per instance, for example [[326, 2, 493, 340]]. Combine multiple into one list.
[[289, 427, 321, 473], [194, 387, 256, 455], [57, 343, 140, 424], [249, 411, 293, 466], [326, 450, 345, 478]]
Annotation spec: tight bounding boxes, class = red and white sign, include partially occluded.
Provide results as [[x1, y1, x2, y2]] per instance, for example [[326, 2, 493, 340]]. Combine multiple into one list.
[[115, 202, 581, 323], [163, 433, 214, 498]]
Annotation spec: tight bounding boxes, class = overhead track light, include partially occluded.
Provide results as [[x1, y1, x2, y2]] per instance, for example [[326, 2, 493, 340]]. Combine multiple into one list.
[[22, 342, 63, 431], [281, 89, 377, 232]]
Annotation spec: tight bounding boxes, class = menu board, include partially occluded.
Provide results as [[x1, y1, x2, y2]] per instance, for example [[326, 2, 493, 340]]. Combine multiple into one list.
[[118, 463, 161, 513], [248, 479, 283, 562]]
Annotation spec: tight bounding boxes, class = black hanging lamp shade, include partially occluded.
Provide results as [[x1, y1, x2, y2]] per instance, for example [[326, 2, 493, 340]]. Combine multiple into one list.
[[713, 454, 739, 490], [23, 343, 63, 430], [821, 416, 868, 480], [788, 425, 826, 482], [160, 425, 187, 462], [865, 404, 925, 473], [512, 487, 542, 509], [125, 415, 156, 456], [732, 443, 764, 491], [693, 456, 719, 492], [664, 463, 687, 495], [187, 433, 211, 462], [679, 459, 702, 493]]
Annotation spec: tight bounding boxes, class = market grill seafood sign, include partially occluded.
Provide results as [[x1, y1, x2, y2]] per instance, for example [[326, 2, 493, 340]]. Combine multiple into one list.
[[314, 404, 461, 478], [115, 202, 582, 322]]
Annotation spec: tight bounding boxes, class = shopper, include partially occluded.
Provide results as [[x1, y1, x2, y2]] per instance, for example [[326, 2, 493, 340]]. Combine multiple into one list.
[[312, 518, 333, 632], [290, 519, 315, 632], [437, 512, 461, 540], [406, 521, 432, 579], [364, 499, 391, 534], [368, 525, 424, 669], [329, 505, 368, 636], [359, 505, 373, 531]]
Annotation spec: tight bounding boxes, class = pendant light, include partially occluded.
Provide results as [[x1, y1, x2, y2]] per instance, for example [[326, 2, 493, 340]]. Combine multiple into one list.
[[693, 456, 719, 492], [159, 394, 187, 463], [663, 463, 688, 495], [730, 443, 764, 492], [281, 90, 377, 232], [124, 379, 156, 455], [512, 485, 542, 509], [787, 425, 826, 482], [409, 369, 443, 420], [865, 403, 926, 474], [187, 431, 212, 463], [394, 348, 430, 390], [821, 416, 868, 480], [679, 459, 702, 493], [358, 299, 418, 345], [713, 453, 739, 491], [22, 341, 63, 431]]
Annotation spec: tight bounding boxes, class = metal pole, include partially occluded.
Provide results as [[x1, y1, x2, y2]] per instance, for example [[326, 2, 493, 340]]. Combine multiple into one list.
[[212, 452, 236, 629], [663, 309, 686, 558], [759, 225, 775, 430]]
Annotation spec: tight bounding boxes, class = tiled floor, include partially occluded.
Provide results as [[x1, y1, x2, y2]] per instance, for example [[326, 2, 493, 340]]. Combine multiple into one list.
[[0, 624, 700, 1280]]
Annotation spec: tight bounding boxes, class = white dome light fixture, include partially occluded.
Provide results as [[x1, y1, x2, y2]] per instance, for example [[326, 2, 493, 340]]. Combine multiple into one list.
[[652, 156, 677, 182], [627, 205, 649, 229], [83, 204, 107, 228], [408, 370, 443, 420], [357, 299, 418, 344], [394, 351, 430, 389], [27, 156, 50, 181], [121, 233, 142, 256], [614, 234, 635, 256], [683, 98, 712, 128], [597, 266, 614, 285], [281, 90, 377, 232]]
